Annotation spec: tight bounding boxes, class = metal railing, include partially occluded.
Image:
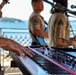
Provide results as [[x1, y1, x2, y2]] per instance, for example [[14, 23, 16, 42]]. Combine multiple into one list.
[[3, 31, 32, 46]]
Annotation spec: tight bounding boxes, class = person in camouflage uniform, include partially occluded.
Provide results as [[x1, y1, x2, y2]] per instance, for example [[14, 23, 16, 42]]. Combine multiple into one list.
[[28, 0, 48, 45], [48, 0, 76, 48]]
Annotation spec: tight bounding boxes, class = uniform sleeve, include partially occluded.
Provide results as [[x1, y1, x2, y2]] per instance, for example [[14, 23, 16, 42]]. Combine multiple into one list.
[[54, 18, 66, 39], [29, 15, 41, 32]]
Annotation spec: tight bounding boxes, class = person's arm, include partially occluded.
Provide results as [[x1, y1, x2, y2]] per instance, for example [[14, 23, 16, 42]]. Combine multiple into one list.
[[54, 15, 76, 48], [55, 38, 76, 48], [0, 0, 8, 18], [0, 37, 35, 57], [0, 0, 8, 10], [33, 29, 48, 38], [0, 11, 2, 18], [30, 15, 48, 38]]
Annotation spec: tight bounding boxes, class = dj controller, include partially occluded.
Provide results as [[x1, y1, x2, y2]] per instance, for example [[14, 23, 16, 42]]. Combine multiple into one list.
[[10, 46, 76, 75]]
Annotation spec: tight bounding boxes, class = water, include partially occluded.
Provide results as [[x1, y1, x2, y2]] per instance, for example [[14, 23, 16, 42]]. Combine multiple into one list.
[[0, 21, 28, 29]]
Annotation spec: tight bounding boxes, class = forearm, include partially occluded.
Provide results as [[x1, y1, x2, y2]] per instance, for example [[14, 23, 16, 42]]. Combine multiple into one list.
[[0, 11, 2, 18], [0, 1, 6, 10], [33, 29, 48, 38], [0, 0, 7, 18], [0, 37, 9, 48], [56, 38, 73, 47], [0, 37, 21, 52], [62, 38, 72, 47]]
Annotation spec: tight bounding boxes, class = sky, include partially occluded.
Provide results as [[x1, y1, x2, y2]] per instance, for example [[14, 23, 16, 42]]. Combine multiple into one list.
[[0, 0, 76, 20]]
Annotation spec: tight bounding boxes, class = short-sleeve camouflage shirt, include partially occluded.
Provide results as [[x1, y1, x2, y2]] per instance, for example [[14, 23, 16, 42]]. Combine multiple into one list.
[[28, 12, 45, 43], [48, 13, 70, 47]]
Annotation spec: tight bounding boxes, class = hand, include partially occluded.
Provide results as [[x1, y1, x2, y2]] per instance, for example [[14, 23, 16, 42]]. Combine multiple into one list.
[[13, 46, 35, 58], [3, 39, 35, 58], [0, 11, 2, 18]]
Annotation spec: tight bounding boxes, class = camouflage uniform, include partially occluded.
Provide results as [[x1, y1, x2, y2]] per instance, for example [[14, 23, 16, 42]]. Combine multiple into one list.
[[48, 13, 70, 48], [28, 12, 45, 45]]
